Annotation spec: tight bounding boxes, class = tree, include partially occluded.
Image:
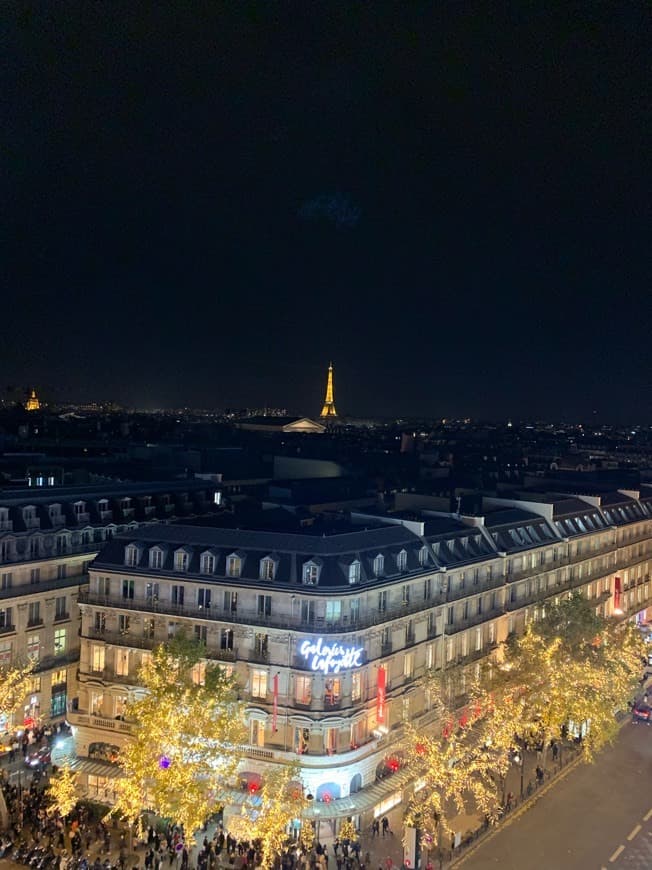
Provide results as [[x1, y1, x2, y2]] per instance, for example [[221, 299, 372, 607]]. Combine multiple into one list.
[[0, 660, 34, 829], [404, 678, 513, 847], [338, 819, 358, 843], [497, 592, 645, 763], [230, 762, 311, 869], [46, 764, 78, 820], [111, 633, 246, 842]]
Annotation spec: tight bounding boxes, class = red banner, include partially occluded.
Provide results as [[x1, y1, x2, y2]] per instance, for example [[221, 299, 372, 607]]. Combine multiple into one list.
[[377, 666, 386, 725], [614, 576, 622, 611], [272, 673, 279, 732]]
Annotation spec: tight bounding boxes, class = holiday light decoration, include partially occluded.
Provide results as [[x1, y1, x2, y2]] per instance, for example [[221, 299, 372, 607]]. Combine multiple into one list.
[[110, 633, 247, 842], [338, 819, 359, 844], [496, 592, 646, 763], [46, 764, 79, 819], [234, 762, 312, 868], [0, 660, 35, 723], [404, 676, 513, 846]]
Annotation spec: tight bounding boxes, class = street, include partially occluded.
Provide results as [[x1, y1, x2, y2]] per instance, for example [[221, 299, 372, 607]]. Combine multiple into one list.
[[461, 721, 652, 869]]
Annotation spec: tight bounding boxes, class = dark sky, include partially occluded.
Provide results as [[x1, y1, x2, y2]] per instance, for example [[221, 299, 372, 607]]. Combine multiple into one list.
[[2, 2, 650, 420]]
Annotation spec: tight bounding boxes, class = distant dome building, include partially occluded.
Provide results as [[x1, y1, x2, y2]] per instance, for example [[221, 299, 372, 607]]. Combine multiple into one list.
[[25, 389, 40, 412]]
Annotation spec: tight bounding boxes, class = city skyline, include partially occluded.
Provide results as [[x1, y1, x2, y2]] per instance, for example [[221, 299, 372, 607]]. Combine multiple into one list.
[[3, 4, 649, 421]]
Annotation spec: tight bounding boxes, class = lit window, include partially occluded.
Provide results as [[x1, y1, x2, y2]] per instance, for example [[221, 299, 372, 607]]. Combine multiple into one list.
[[295, 675, 312, 705], [201, 553, 215, 575], [150, 549, 163, 569], [325, 600, 342, 622], [91, 646, 105, 672], [303, 562, 319, 585], [397, 550, 408, 572], [226, 555, 241, 578], [54, 629, 66, 655], [351, 671, 362, 702], [125, 545, 139, 567], [251, 669, 268, 699], [0, 641, 11, 666], [174, 550, 189, 572], [373, 554, 384, 577], [115, 650, 130, 677], [27, 635, 40, 662], [404, 653, 414, 679]]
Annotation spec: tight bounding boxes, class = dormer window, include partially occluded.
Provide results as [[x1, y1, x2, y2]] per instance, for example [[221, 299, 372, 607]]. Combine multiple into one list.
[[73, 501, 86, 517], [302, 561, 320, 585], [200, 552, 216, 575], [397, 550, 408, 572], [48, 504, 62, 523], [348, 560, 361, 585], [226, 554, 242, 578], [125, 544, 140, 567], [259, 557, 276, 581], [419, 546, 429, 567], [150, 547, 164, 570], [373, 554, 385, 577], [174, 549, 190, 572]]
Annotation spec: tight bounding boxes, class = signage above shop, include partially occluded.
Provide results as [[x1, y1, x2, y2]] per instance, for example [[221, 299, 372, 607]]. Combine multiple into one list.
[[299, 638, 364, 674]]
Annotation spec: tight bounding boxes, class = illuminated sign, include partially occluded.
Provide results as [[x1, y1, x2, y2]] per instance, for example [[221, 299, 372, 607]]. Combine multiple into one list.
[[299, 638, 364, 674]]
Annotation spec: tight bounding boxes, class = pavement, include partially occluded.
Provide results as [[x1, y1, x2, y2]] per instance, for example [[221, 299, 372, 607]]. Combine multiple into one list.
[[458, 719, 652, 870]]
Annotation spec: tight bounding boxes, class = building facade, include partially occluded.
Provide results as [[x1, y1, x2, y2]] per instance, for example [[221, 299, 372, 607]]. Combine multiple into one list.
[[0, 481, 218, 732], [72, 487, 652, 829]]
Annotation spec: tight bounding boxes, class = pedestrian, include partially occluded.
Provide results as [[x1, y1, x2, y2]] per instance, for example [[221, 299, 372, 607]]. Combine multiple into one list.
[[381, 817, 389, 838], [371, 820, 379, 839]]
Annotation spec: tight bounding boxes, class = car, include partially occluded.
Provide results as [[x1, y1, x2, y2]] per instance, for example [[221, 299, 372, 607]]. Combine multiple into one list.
[[632, 704, 652, 724], [24, 746, 51, 768]]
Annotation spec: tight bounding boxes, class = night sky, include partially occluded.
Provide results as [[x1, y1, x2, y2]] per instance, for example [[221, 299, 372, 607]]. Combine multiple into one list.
[[3, 3, 650, 420]]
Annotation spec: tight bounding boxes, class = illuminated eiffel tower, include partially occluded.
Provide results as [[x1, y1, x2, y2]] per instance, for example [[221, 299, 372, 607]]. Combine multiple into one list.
[[320, 362, 338, 418]]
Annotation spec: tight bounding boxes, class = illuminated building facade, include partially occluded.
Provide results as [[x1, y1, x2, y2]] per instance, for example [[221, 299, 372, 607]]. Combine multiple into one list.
[[71, 487, 652, 829], [0, 481, 218, 732], [25, 389, 41, 412]]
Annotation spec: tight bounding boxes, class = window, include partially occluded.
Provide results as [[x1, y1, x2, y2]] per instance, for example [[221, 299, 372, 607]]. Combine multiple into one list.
[[220, 629, 234, 650], [224, 590, 237, 612], [250, 719, 265, 747], [28, 602, 41, 626], [419, 546, 428, 567], [55, 596, 67, 620], [404, 652, 414, 679], [125, 545, 139, 567], [197, 588, 211, 610], [251, 669, 268, 698], [254, 633, 269, 659], [98, 577, 111, 597], [475, 628, 482, 652], [373, 554, 385, 577], [54, 628, 66, 655], [423, 577, 432, 600], [30, 568, 40, 585], [122, 580, 134, 600], [52, 668, 66, 687], [145, 582, 159, 603], [194, 625, 207, 644], [0, 573, 11, 591], [397, 550, 408, 572], [174, 550, 189, 572], [294, 726, 310, 754], [0, 606, 12, 630], [51, 691, 66, 718], [226, 555, 241, 578], [325, 600, 342, 622], [378, 590, 387, 613], [201, 553, 215, 575], [426, 643, 434, 670], [171, 585, 185, 605], [94, 611, 106, 633], [90, 691, 104, 714], [115, 650, 130, 677], [427, 611, 436, 637], [348, 561, 360, 585], [405, 619, 415, 645], [118, 614, 130, 634], [402, 584, 410, 605], [191, 662, 206, 686], [57, 564, 67, 580], [143, 618, 155, 639], [301, 600, 315, 623], [351, 671, 362, 702], [447, 606, 454, 625], [350, 598, 360, 623], [302, 562, 319, 585], [257, 595, 271, 617], [259, 558, 275, 581], [0, 640, 11, 667], [402, 697, 411, 721], [150, 549, 163, 569], [27, 635, 40, 661], [91, 645, 105, 673], [488, 622, 495, 645]]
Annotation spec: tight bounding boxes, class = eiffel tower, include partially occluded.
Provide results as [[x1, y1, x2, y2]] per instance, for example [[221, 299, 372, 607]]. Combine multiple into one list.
[[320, 362, 338, 418]]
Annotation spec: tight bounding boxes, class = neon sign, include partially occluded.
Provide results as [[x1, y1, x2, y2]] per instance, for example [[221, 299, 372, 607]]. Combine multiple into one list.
[[299, 638, 364, 674]]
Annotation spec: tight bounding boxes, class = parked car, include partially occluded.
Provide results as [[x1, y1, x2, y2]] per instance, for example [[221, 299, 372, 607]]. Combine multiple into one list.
[[24, 746, 51, 767]]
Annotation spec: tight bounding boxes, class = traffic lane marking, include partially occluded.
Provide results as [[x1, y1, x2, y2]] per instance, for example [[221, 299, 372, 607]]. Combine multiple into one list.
[[626, 824, 641, 840], [609, 844, 625, 862], [644, 807, 652, 821]]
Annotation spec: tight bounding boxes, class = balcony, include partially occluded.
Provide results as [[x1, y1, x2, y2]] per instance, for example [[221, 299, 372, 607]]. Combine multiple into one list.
[[67, 710, 135, 736], [445, 606, 503, 635], [250, 648, 270, 664], [446, 574, 505, 602], [79, 589, 442, 636], [0, 573, 87, 603], [0, 624, 15, 636], [84, 626, 238, 661]]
